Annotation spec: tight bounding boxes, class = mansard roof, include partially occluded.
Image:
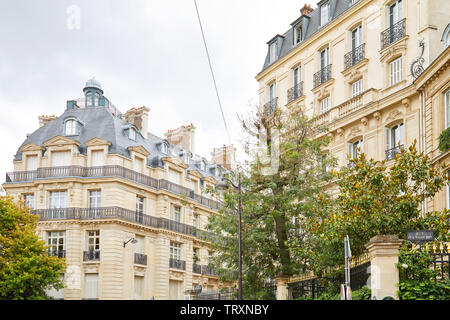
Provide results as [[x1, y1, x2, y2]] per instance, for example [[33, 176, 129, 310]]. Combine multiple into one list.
[[15, 105, 225, 181], [260, 0, 357, 72]]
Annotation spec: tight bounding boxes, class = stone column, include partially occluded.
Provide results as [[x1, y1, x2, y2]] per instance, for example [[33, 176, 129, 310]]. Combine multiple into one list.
[[275, 276, 289, 300], [365, 235, 403, 300]]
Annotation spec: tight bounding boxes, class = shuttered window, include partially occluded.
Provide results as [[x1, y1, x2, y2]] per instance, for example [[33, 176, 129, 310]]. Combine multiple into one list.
[[352, 79, 363, 97], [168, 169, 181, 184], [91, 150, 104, 167], [389, 57, 402, 85], [84, 274, 98, 299], [320, 96, 330, 114], [169, 280, 182, 300], [51, 151, 71, 167], [26, 155, 38, 171], [134, 157, 143, 173]]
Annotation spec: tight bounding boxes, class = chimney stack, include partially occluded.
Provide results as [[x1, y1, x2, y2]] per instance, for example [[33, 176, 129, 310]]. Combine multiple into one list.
[[300, 4, 313, 16], [165, 124, 196, 154], [124, 106, 149, 139], [211, 144, 236, 171], [38, 115, 57, 128]]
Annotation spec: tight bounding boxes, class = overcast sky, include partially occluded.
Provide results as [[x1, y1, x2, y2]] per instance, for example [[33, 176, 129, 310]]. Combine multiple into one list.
[[0, 0, 308, 180]]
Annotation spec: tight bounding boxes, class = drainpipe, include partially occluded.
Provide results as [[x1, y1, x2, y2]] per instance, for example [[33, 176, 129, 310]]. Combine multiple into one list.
[[419, 89, 428, 215]]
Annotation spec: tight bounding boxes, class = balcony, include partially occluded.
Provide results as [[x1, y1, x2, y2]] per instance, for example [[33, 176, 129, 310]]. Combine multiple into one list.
[[169, 258, 186, 271], [32, 207, 215, 242], [287, 82, 304, 104], [313, 65, 332, 89], [193, 263, 202, 274], [201, 265, 218, 276], [344, 44, 365, 70], [83, 250, 100, 261], [263, 98, 278, 116], [134, 252, 147, 265], [47, 249, 66, 258], [385, 145, 403, 161], [312, 88, 379, 128], [5, 165, 220, 210], [381, 18, 406, 50]]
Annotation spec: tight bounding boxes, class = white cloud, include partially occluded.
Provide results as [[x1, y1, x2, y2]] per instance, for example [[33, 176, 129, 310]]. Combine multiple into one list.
[[0, 0, 307, 180]]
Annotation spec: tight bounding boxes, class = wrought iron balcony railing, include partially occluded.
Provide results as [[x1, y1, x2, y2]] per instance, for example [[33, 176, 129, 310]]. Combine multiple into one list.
[[134, 252, 147, 265], [313, 65, 332, 89], [47, 249, 66, 258], [381, 18, 406, 50], [193, 263, 202, 274], [31, 207, 215, 242], [169, 258, 186, 270], [344, 43, 365, 70], [287, 81, 304, 104], [5, 165, 220, 210], [201, 265, 218, 276], [83, 250, 100, 261], [385, 145, 403, 161], [263, 98, 278, 116]]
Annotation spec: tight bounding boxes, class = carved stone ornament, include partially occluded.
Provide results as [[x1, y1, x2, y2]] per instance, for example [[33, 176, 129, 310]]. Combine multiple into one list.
[[318, 87, 329, 100], [337, 128, 344, 136], [386, 109, 402, 122], [349, 69, 362, 83], [361, 117, 368, 126], [373, 112, 381, 121]]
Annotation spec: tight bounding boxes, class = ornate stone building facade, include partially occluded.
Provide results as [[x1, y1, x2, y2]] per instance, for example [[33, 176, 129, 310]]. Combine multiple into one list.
[[256, 0, 449, 201], [2, 78, 232, 300]]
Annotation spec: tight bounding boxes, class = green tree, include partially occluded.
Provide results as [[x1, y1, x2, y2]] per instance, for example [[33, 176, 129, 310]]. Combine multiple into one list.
[[207, 106, 335, 299], [0, 196, 66, 300], [297, 143, 449, 287]]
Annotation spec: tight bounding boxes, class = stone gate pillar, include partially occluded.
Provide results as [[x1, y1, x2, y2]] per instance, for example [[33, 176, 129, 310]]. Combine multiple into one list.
[[365, 235, 403, 300], [275, 276, 289, 300]]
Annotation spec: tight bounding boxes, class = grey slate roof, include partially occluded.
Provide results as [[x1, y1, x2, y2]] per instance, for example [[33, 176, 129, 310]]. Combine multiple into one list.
[[261, 0, 357, 72], [16, 102, 225, 181]]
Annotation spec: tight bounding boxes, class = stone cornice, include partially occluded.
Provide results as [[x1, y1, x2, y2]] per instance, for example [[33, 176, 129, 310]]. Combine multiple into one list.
[[44, 135, 80, 147], [20, 142, 45, 152], [85, 137, 112, 147], [128, 145, 150, 157], [162, 156, 189, 170]]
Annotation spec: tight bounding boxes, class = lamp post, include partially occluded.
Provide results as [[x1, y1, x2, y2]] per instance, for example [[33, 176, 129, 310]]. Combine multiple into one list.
[[216, 172, 242, 300], [123, 237, 138, 247]]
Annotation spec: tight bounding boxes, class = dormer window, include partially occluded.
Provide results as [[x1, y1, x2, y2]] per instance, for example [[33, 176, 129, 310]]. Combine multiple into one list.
[[162, 142, 169, 154], [201, 160, 207, 171], [65, 120, 77, 135], [64, 118, 82, 136], [269, 42, 277, 63], [320, 1, 330, 26], [294, 23, 303, 45], [129, 127, 137, 141]]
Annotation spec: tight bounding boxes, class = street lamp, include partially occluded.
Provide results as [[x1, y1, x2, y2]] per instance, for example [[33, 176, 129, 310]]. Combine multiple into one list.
[[215, 172, 242, 300], [123, 237, 138, 247]]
